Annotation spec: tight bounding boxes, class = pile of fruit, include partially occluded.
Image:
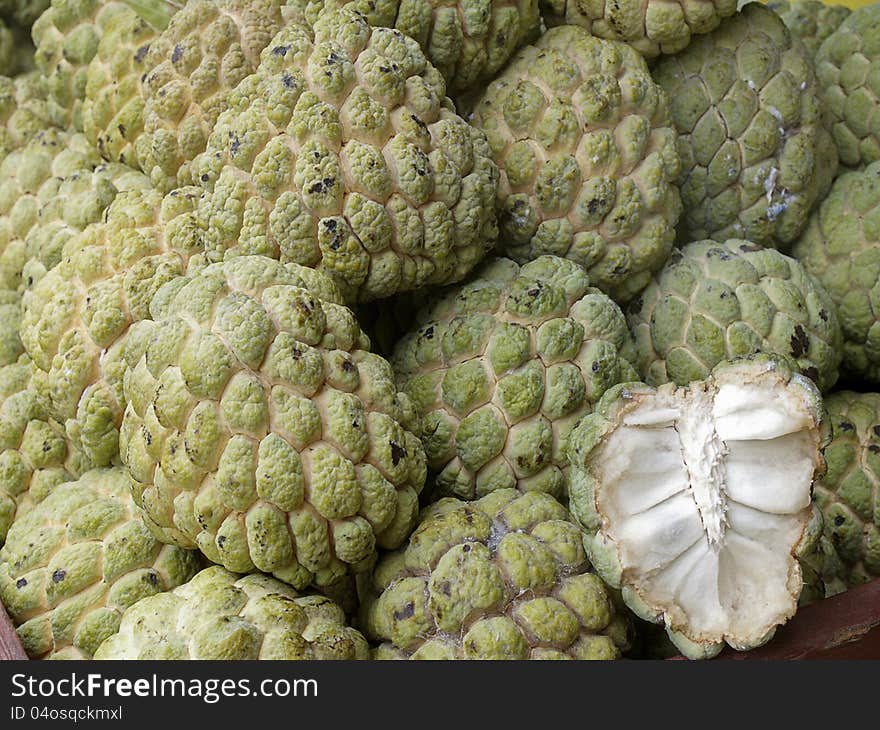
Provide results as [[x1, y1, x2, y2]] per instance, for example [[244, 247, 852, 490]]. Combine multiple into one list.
[[0, 0, 877, 661]]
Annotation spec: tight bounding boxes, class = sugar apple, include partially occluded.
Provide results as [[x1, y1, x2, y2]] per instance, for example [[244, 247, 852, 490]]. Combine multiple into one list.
[[816, 3, 880, 168], [539, 0, 738, 57], [628, 238, 843, 393], [767, 0, 851, 57], [470, 25, 682, 304], [94, 565, 369, 659], [31, 0, 136, 130], [20, 186, 202, 468], [0, 0, 50, 28], [813, 391, 880, 586], [81, 1, 177, 168], [566, 355, 826, 659], [135, 0, 286, 193], [653, 2, 834, 249], [392, 256, 638, 502], [194, 8, 499, 304], [0, 72, 50, 161], [792, 161, 880, 381], [361, 489, 631, 659], [0, 466, 202, 659], [0, 357, 85, 546], [283, 0, 541, 97], [120, 255, 427, 592]]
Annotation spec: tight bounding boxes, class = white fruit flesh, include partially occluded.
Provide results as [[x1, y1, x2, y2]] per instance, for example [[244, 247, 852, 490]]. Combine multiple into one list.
[[596, 376, 819, 649]]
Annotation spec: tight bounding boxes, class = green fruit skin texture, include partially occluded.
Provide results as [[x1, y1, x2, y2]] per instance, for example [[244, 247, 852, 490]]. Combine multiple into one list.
[[0, 467, 202, 659], [814, 391, 880, 586], [816, 3, 880, 169], [120, 255, 427, 593], [362, 489, 629, 659], [653, 2, 835, 249], [392, 255, 639, 502], [94, 565, 369, 660], [793, 161, 880, 382], [540, 0, 738, 58], [471, 25, 682, 304], [629, 238, 843, 393]]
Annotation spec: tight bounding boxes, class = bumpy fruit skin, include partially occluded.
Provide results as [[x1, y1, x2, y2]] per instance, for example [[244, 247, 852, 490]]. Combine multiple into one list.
[[285, 0, 540, 96], [0, 357, 84, 546], [653, 2, 834, 249], [0, 72, 50, 161], [362, 489, 629, 659], [94, 565, 369, 659], [120, 256, 427, 592], [814, 391, 880, 585], [768, 0, 851, 57], [31, 0, 134, 131], [471, 26, 682, 304], [792, 161, 880, 381], [0, 0, 50, 28], [136, 0, 284, 193], [816, 4, 880, 168], [195, 9, 499, 304], [392, 256, 638, 502], [629, 239, 843, 393], [81, 7, 166, 168], [566, 355, 826, 659], [0, 467, 202, 659], [20, 186, 201, 468], [541, 0, 737, 57]]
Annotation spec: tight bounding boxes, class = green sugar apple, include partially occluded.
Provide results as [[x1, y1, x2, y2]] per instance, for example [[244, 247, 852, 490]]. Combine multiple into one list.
[[283, 0, 541, 97], [628, 238, 843, 392], [540, 0, 738, 57], [95, 565, 369, 659], [767, 0, 851, 57], [120, 255, 427, 593], [20, 186, 202, 467], [0, 72, 50, 162], [813, 391, 880, 586], [0, 466, 202, 659], [392, 256, 638, 502], [470, 25, 682, 304], [194, 7, 499, 304], [0, 0, 50, 28], [361, 489, 630, 659], [31, 0, 136, 130], [566, 355, 827, 659], [792, 161, 880, 381], [653, 2, 834, 249], [816, 3, 880, 168], [0, 357, 85, 546]]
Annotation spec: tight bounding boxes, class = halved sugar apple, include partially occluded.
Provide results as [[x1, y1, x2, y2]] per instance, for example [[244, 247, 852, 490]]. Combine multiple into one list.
[[628, 239, 843, 393], [0, 466, 202, 659], [361, 489, 630, 659], [194, 7, 499, 304], [814, 391, 880, 586], [283, 0, 541, 97], [95, 565, 369, 659], [391, 256, 638, 502], [566, 356, 826, 659], [120, 255, 427, 593], [539, 0, 738, 57], [470, 25, 682, 304]]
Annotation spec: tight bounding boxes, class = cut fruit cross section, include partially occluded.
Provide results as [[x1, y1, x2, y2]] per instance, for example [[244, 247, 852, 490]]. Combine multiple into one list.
[[567, 357, 825, 659]]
